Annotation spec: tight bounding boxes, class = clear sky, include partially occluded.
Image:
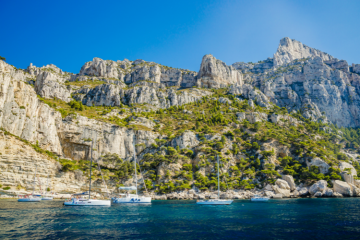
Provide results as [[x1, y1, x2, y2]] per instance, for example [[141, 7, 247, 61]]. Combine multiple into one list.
[[1, 0, 360, 73]]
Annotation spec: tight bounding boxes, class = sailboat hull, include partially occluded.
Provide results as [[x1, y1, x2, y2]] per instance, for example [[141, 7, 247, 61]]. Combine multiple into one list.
[[113, 196, 151, 203], [64, 199, 111, 206], [18, 197, 41, 202], [42, 196, 53, 200], [196, 199, 233, 205]]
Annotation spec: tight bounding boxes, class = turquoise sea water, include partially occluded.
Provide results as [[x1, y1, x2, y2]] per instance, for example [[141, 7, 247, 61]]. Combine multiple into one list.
[[1, 198, 360, 239]]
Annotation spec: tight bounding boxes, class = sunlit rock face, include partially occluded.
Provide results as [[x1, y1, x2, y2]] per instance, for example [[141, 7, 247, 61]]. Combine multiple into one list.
[[231, 38, 360, 127], [273, 37, 333, 66], [197, 54, 243, 89]]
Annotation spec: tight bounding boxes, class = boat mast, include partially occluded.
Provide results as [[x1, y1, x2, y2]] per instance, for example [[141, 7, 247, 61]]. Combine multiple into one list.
[[89, 136, 94, 199], [217, 155, 220, 199], [133, 136, 138, 196], [46, 174, 49, 193], [33, 165, 37, 195]]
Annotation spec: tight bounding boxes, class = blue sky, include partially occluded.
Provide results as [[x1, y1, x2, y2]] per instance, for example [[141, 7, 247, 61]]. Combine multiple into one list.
[[1, 0, 360, 73]]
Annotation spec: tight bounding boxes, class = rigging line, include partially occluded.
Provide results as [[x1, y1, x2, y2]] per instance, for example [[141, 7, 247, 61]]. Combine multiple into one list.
[[133, 135, 148, 193], [137, 159, 148, 193], [96, 160, 111, 199], [94, 133, 111, 199]]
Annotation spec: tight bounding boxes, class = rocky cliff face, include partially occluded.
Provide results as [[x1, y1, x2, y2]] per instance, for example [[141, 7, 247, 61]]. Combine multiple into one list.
[[197, 54, 243, 88], [77, 57, 198, 88], [232, 38, 360, 127], [2, 37, 360, 198], [0, 61, 63, 155], [0, 132, 87, 194], [273, 37, 334, 66]]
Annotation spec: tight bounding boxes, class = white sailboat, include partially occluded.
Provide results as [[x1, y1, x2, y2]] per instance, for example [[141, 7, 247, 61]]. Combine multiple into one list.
[[113, 138, 151, 204], [42, 174, 53, 200], [64, 135, 111, 206], [18, 165, 42, 202], [197, 155, 233, 205]]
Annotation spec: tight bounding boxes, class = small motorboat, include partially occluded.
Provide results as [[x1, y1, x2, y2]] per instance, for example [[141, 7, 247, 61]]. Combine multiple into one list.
[[250, 194, 270, 201]]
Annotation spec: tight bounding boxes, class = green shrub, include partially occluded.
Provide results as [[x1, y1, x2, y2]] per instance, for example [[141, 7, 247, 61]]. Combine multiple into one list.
[[68, 100, 84, 111]]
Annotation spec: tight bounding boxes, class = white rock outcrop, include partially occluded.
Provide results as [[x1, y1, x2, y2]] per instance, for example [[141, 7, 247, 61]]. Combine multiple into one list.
[[339, 161, 357, 176], [197, 54, 242, 88], [333, 180, 353, 196], [273, 37, 333, 66], [282, 175, 296, 191], [306, 158, 330, 174], [309, 180, 327, 195], [171, 131, 199, 149], [35, 71, 72, 102]]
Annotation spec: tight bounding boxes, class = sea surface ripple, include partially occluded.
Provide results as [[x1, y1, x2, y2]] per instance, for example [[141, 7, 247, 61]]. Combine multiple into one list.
[[1, 198, 360, 239]]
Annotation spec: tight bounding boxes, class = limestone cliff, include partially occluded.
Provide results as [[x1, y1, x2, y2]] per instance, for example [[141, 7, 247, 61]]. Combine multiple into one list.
[[273, 37, 334, 66], [197, 54, 243, 88], [2, 37, 360, 199]]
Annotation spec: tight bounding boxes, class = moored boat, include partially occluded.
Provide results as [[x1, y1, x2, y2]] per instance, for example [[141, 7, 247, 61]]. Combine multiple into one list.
[[197, 155, 233, 205], [18, 165, 42, 202], [41, 174, 53, 200], [113, 138, 152, 204], [196, 199, 233, 205], [18, 194, 41, 202], [63, 135, 111, 206], [251, 194, 270, 201]]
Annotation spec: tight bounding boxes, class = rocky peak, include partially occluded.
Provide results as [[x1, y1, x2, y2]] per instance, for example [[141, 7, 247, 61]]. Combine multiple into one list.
[[26, 63, 65, 76], [273, 37, 334, 66], [79, 57, 122, 79], [197, 54, 243, 88]]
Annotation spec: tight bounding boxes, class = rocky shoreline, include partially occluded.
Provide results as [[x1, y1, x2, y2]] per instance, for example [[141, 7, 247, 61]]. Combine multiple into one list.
[[2, 177, 358, 200]]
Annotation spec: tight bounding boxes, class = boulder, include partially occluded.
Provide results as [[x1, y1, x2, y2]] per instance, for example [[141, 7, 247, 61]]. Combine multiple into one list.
[[218, 97, 232, 105], [298, 187, 309, 196], [309, 180, 327, 195], [306, 158, 330, 174], [340, 172, 355, 185], [339, 161, 357, 176], [282, 175, 296, 191], [275, 179, 290, 190], [264, 191, 275, 197], [272, 193, 283, 199], [354, 180, 360, 188], [198, 194, 206, 199], [233, 195, 243, 199], [272, 185, 290, 197], [324, 189, 333, 197], [333, 180, 352, 196], [188, 189, 196, 195], [264, 184, 274, 191], [333, 192, 343, 197], [291, 190, 299, 198], [314, 191, 322, 197], [348, 183, 360, 197]]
